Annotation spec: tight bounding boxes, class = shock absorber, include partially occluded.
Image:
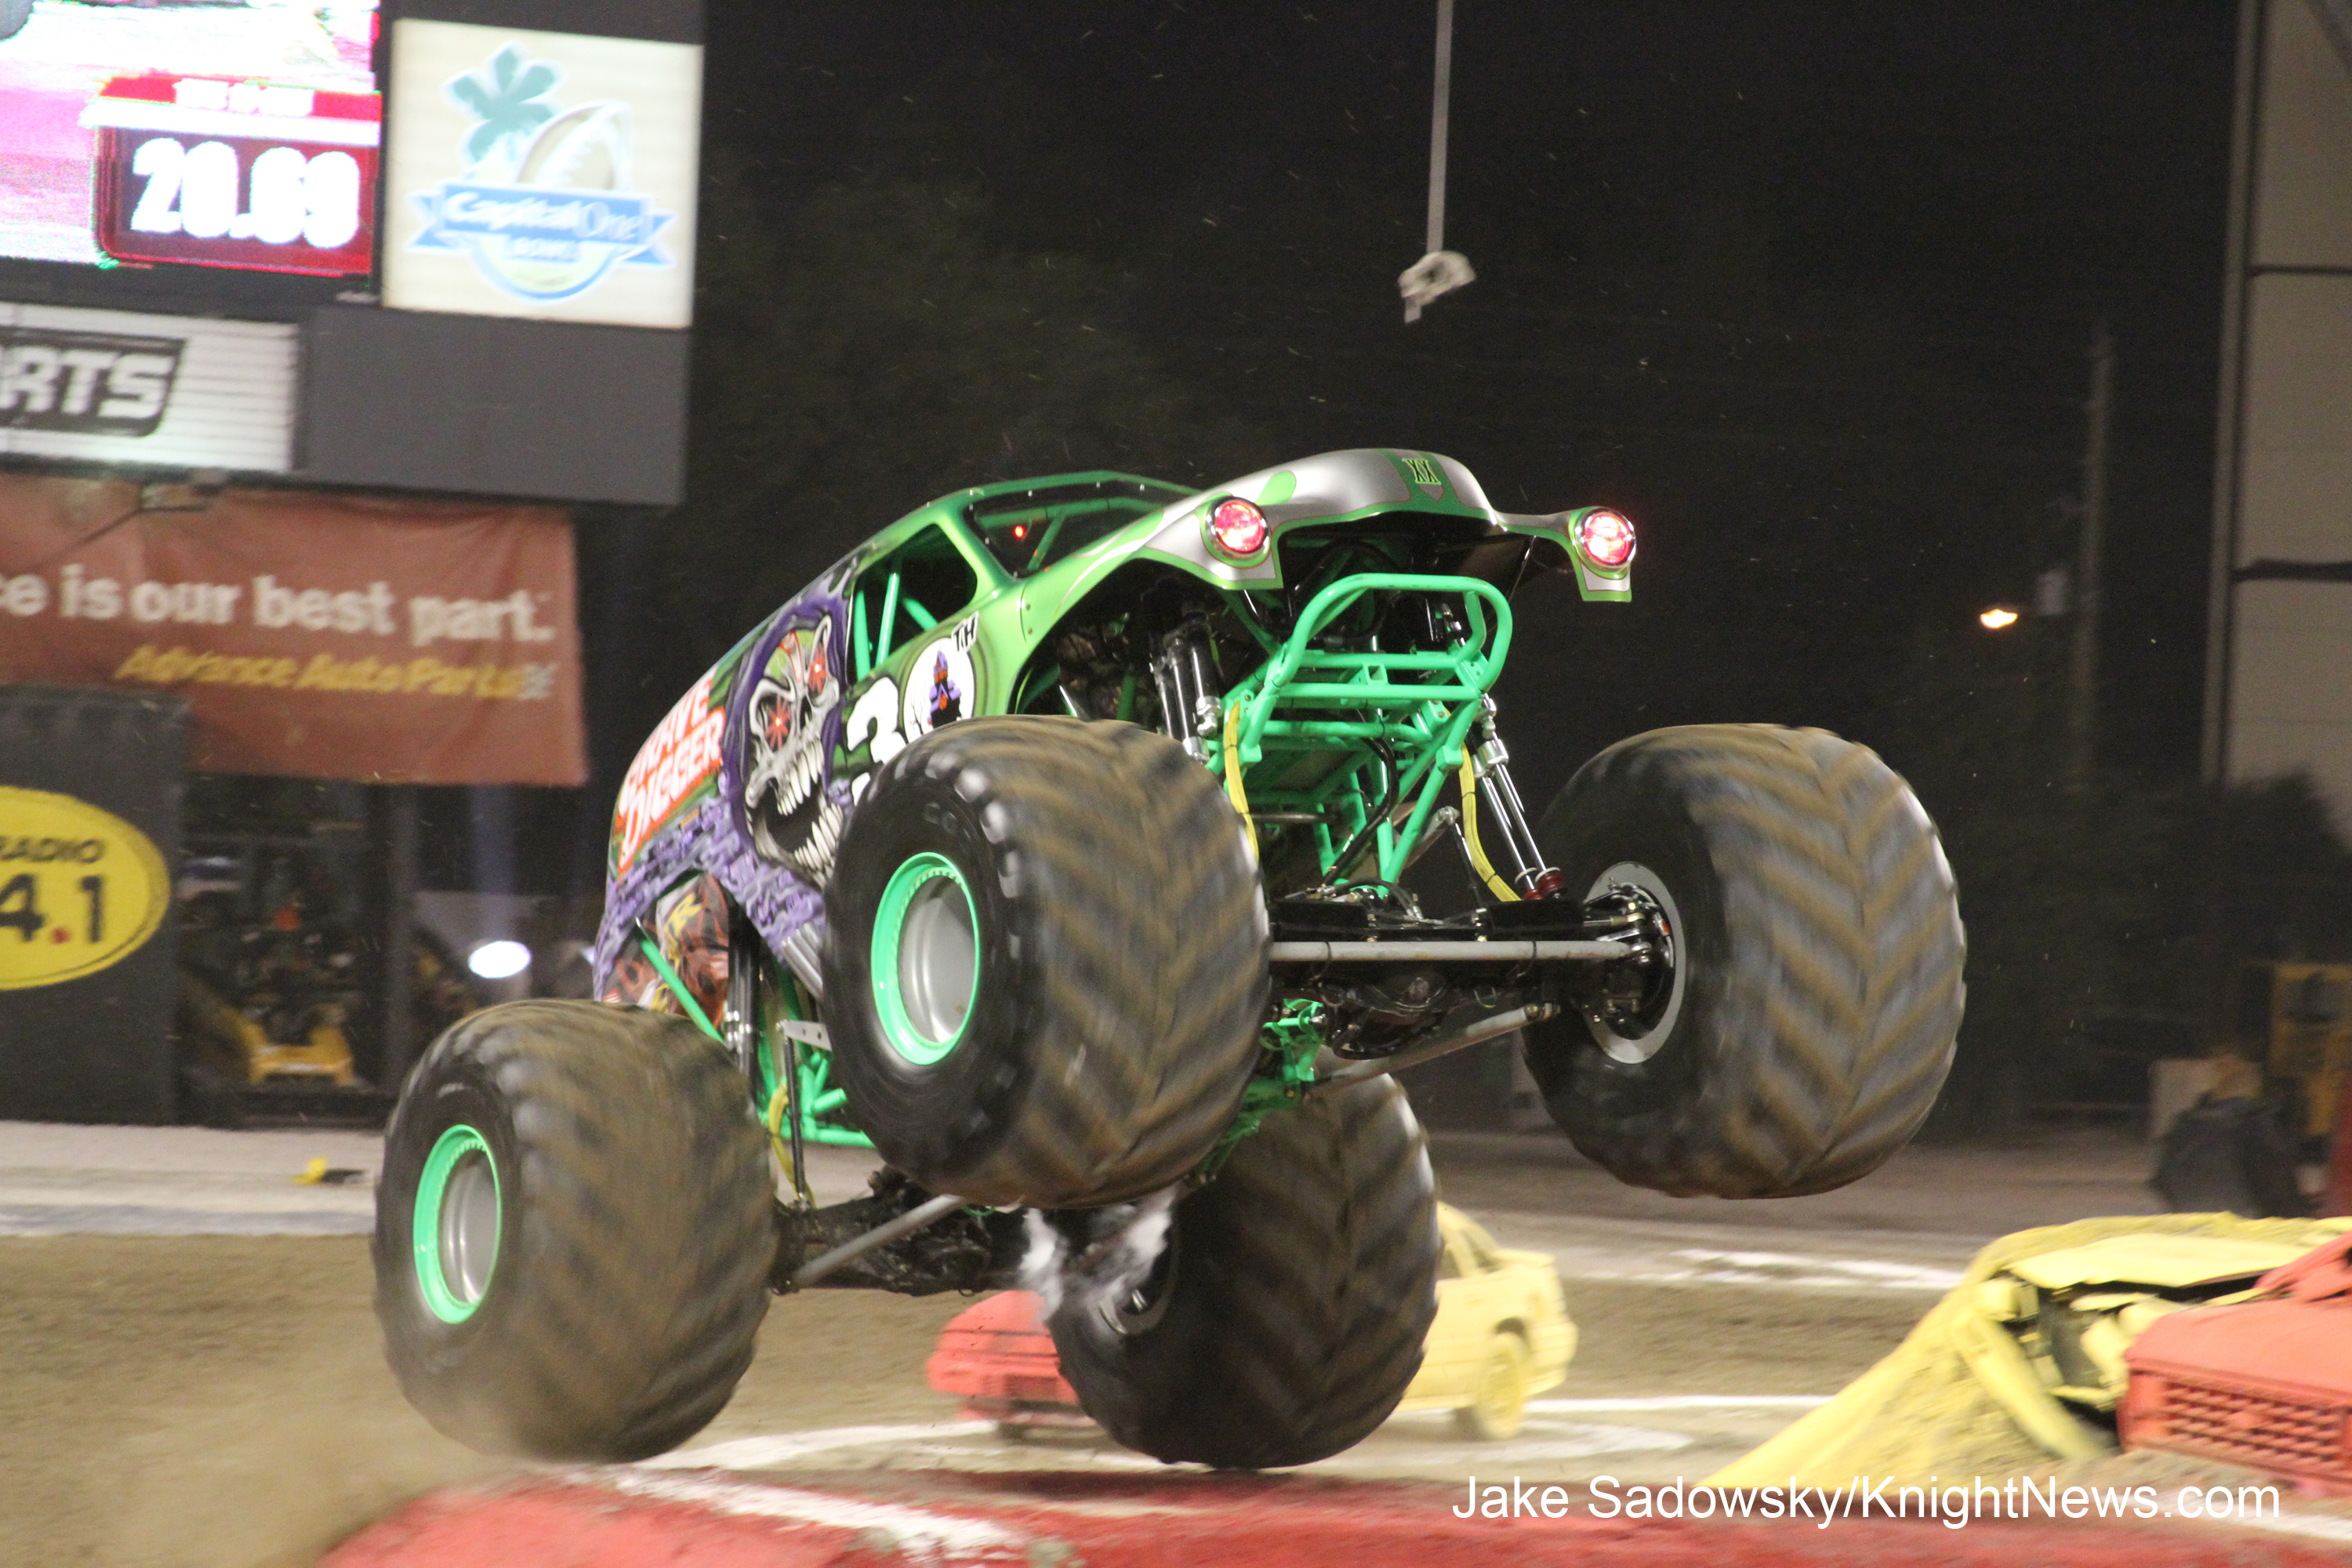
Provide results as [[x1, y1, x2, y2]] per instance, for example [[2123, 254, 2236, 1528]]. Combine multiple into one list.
[[1150, 620, 1222, 760], [1467, 699, 1566, 900]]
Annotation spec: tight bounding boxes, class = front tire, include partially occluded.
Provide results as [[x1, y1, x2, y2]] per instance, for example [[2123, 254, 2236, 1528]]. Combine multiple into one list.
[[1454, 1330, 1534, 1440], [374, 1000, 773, 1461], [824, 716, 1267, 1208], [1045, 1077, 1442, 1468], [1523, 724, 1964, 1199]]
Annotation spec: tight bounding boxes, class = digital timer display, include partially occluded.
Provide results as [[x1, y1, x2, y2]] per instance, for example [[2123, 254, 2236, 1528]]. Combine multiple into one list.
[[82, 75, 379, 277]]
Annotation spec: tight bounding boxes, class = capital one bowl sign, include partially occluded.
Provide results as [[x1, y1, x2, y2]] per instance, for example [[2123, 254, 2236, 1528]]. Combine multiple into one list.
[[382, 21, 701, 328]]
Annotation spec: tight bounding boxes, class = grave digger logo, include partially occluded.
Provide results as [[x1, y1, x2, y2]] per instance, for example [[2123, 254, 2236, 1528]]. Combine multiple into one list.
[[612, 671, 724, 875], [408, 44, 674, 303]]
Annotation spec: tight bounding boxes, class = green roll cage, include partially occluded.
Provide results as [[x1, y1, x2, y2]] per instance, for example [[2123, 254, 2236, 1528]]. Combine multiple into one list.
[[644, 564, 1522, 1176]]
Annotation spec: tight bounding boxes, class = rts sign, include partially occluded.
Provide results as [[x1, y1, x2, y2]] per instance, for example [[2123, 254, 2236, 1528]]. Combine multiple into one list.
[[0, 326, 179, 438], [0, 303, 293, 473]]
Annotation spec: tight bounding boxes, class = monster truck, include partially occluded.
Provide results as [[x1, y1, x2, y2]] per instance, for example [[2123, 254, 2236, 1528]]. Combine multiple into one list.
[[373, 448, 1966, 1468]]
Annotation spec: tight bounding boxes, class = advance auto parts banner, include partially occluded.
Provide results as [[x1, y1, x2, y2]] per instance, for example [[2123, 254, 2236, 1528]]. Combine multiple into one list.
[[0, 474, 583, 785]]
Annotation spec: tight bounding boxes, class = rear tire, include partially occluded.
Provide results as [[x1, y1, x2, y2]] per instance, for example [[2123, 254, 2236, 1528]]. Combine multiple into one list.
[[0, 0, 31, 43], [1523, 724, 1964, 1198], [824, 716, 1266, 1208], [1045, 1077, 1441, 1468], [374, 1000, 773, 1461]]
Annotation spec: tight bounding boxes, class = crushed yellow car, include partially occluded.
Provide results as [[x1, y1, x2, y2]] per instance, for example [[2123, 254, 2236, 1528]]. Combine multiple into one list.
[[1713, 1214, 2352, 1490], [1391, 1203, 1577, 1439]]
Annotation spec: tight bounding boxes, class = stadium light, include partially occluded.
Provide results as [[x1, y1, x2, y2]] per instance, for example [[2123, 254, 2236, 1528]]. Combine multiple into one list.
[[468, 940, 532, 980]]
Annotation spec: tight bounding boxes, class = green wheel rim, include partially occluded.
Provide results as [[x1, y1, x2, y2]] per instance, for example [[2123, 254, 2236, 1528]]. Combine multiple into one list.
[[413, 1123, 502, 1324], [871, 851, 979, 1065]]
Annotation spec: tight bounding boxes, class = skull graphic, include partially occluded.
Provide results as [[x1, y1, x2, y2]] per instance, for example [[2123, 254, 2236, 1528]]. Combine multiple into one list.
[[743, 614, 847, 881]]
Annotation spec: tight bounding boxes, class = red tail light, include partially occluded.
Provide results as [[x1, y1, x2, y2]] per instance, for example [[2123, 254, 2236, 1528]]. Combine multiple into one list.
[[1577, 510, 1636, 568], [1208, 496, 1269, 558]]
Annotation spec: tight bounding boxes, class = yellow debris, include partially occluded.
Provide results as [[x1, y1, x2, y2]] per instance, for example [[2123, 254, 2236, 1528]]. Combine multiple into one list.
[[2005, 1233, 2314, 1293], [1708, 1212, 2352, 1490]]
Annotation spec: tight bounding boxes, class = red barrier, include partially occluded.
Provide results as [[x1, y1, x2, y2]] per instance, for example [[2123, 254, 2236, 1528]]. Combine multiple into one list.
[[2122, 1229, 2352, 1492], [324, 1468, 2352, 1568], [924, 1289, 1087, 1428]]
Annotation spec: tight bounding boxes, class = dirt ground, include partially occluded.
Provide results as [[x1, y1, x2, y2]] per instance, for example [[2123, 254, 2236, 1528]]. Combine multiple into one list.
[[0, 1233, 1924, 1568], [0, 1122, 2178, 1566]]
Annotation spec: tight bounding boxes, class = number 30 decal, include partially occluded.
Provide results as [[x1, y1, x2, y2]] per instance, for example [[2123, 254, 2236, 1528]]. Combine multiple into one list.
[[842, 678, 904, 805], [841, 619, 983, 804]]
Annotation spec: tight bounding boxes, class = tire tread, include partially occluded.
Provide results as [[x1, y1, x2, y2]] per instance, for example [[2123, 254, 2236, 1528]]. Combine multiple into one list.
[[1050, 1079, 1440, 1468], [1535, 724, 1964, 1198], [832, 717, 1267, 1207], [375, 1000, 773, 1461]]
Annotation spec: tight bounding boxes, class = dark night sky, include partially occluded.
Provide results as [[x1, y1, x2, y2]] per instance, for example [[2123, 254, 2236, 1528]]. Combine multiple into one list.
[[670, 3, 2234, 789], [550, 2, 2242, 887]]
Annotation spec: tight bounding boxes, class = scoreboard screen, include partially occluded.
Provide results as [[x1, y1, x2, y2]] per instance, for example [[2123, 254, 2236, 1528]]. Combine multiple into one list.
[[0, 0, 379, 278]]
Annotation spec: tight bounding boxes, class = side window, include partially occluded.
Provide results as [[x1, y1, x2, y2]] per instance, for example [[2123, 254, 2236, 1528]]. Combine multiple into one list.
[[968, 481, 1178, 577], [850, 527, 978, 680]]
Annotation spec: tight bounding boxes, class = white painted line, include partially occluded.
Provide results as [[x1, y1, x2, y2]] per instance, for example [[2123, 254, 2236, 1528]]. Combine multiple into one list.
[[1664, 1249, 1965, 1290], [2212, 1510, 2352, 1545], [1000, 1448, 1165, 1470], [641, 1421, 996, 1472], [1000, 1497, 1211, 1518], [1546, 1255, 1962, 1291], [648, 1403, 1814, 1480], [1561, 1266, 1960, 1292], [589, 1469, 1028, 1558], [1323, 1425, 1693, 1466], [825, 1439, 1163, 1473], [1526, 1396, 1831, 1413], [0, 1205, 374, 1236]]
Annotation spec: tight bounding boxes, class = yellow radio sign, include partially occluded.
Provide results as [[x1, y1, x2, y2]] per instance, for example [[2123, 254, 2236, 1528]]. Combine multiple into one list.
[[0, 786, 170, 991]]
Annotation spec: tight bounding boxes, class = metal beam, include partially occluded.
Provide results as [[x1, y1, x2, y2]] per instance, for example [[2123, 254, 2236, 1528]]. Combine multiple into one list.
[[1269, 939, 1621, 964], [1312, 1004, 1556, 1092], [379, 785, 419, 1093], [2203, 0, 2268, 783], [789, 1192, 968, 1290]]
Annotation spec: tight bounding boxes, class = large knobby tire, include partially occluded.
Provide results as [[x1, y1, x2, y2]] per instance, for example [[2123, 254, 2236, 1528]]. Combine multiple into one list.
[[1522, 724, 1964, 1199], [374, 1000, 773, 1461], [1045, 1076, 1441, 1468], [823, 716, 1266, 1209], [0, 0, 32, 44]]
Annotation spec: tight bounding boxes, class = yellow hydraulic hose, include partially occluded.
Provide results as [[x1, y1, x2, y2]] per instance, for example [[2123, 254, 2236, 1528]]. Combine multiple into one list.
[[765, 1076, 815, 1208], [1223, 702, 1259, 860], [764, 1083, 793, 1174], [1459, 757, 1521, 902]]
